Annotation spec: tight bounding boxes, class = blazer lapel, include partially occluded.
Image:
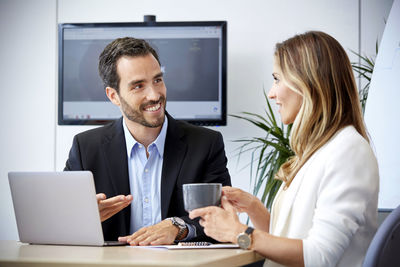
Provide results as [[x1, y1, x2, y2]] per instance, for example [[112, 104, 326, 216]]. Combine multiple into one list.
[[273, 171, 305, 236], [273, 150, 321, 236], [161, 114, 187, 219], [101, 118, 130, 196]]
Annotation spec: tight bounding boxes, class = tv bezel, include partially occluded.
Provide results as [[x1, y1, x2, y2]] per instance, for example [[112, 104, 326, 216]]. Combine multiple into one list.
[[57, 21, 227, 126]]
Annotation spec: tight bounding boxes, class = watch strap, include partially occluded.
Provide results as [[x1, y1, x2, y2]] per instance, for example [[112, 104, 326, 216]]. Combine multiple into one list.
[[176, 227, 187, 240], [166, 217, 187, 240], [245, 226, 254, 235]]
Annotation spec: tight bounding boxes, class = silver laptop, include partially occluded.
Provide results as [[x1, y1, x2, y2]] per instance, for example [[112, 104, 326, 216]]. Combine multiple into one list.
[[8, 171, 125, 246]]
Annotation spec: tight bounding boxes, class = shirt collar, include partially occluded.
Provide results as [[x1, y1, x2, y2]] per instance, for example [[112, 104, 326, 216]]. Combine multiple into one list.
[[123, 116, 168, 158]]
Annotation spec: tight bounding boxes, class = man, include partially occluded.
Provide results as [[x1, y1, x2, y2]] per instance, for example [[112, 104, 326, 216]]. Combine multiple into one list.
[[64, 37, 231, 245]]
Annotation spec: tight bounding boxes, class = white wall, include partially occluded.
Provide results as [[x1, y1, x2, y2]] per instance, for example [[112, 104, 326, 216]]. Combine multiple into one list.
[[0, 0, 392, 240], [360, 0, 394, 98], [0, 0, 57, 240], [365, 0, 399, 210]]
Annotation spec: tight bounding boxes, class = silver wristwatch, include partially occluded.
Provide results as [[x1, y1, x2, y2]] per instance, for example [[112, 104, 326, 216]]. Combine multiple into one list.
[[237, 226, 254, 249], [166, 217, 187, 240]]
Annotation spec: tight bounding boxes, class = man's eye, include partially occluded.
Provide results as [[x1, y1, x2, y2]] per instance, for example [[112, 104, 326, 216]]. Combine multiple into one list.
[[133, 84, 143, 89], [155, 78, 163, 83]]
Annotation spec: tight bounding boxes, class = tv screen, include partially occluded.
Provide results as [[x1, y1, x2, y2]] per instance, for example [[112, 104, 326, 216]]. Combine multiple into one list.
[[58, 21, 227, 126]]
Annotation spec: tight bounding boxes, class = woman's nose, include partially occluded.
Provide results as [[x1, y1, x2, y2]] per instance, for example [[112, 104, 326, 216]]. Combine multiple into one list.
[[268, 85, 276, 99]]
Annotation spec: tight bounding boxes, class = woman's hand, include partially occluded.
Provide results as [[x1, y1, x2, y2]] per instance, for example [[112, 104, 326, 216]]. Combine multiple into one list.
[[189, 196, 247, 243], [223, 186, 270, 232], [222, 186, 257, 213]]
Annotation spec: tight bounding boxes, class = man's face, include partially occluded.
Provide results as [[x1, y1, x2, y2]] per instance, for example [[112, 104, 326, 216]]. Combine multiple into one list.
[[113, 54, 167, 128]]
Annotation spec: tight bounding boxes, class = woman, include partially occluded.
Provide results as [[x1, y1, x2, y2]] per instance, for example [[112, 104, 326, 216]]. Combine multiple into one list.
[[189, 31, 379, 267]]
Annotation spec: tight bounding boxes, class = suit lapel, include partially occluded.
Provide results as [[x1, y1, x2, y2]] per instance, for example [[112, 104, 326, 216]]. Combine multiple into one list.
[[273, 171, 305, 236], [101, 115, 187, 222], [100, 118, 130, 235], [101, 118, 130, 196], [161, 114, 187, 219], [273, 150, 321, 236]]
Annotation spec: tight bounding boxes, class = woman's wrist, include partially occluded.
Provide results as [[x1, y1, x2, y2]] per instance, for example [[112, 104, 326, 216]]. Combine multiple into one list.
[[231, 223, 248, 244], [247, 198, 266, 219]]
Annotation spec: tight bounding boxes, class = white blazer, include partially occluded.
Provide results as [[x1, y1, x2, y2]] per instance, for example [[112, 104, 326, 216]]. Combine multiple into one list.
[[264, 126, 379, 267]]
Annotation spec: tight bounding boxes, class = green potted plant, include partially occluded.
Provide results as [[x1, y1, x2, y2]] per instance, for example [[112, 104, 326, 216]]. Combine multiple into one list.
[[351, 40, 379, 114], [231, 91, 293, 210]]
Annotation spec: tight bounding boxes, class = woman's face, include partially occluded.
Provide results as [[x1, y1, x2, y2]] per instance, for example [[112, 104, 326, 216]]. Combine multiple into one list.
[[268, 60, 303, 125]]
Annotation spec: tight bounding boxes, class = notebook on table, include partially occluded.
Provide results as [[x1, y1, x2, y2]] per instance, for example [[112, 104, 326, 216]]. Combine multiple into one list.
[[139, 242, 240, 250], [8, 171, 125, 246]]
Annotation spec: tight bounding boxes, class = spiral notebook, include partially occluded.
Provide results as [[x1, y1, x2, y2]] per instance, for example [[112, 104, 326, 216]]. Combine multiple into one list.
[[139, 242, 239, 250]]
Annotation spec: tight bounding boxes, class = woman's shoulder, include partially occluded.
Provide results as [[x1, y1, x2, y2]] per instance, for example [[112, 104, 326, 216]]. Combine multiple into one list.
[[325, 125, 370, 152], [320, 125, 377, 169]]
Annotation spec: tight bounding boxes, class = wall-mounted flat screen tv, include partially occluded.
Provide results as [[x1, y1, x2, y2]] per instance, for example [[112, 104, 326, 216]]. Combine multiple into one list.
[[58, 21, 227, 126]]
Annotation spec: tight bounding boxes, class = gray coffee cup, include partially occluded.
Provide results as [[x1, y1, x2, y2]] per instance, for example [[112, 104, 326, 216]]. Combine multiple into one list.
[[183, 183, 222, 212]]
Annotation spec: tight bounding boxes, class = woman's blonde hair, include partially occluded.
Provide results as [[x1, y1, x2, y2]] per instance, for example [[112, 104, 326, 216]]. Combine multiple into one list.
[[274, 31, 368, 188]]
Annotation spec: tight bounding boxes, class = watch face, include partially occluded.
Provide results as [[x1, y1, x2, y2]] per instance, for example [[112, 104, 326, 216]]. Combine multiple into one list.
[[237, 234, 251, 249], [174, 217, 185, 227]]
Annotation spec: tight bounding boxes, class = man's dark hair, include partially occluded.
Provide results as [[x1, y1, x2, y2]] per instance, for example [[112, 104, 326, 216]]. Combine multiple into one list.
[[98, 37, 160, 93]]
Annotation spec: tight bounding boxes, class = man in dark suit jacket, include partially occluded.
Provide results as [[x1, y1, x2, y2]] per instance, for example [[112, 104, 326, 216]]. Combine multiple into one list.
[[64, 37, 231, 245]]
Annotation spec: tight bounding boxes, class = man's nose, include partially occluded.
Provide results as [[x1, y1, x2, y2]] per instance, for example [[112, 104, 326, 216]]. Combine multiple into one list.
[[146, 86, 161, 101]]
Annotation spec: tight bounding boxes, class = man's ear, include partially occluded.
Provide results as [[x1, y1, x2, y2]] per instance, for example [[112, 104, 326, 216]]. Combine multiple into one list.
[[106, 87, 120, 106]]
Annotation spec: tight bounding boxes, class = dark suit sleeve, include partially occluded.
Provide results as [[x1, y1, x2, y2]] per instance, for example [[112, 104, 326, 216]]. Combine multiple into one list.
[[64, 136, 83, 171], [201, 131, 231, 186]]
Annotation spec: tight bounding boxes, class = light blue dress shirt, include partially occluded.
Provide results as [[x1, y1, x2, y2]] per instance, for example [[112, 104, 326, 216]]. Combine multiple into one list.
[[122, 117, 195, 240], [123, 117, 167, 233]]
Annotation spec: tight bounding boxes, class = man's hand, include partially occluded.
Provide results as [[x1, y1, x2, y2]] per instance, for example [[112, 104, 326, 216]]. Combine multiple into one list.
[[96, 193, 132, 222], [118, 220, 179, 246]]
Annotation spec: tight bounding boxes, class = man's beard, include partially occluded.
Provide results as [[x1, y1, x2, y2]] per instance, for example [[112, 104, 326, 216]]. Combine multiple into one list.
[[119, 94, 166, 128]]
